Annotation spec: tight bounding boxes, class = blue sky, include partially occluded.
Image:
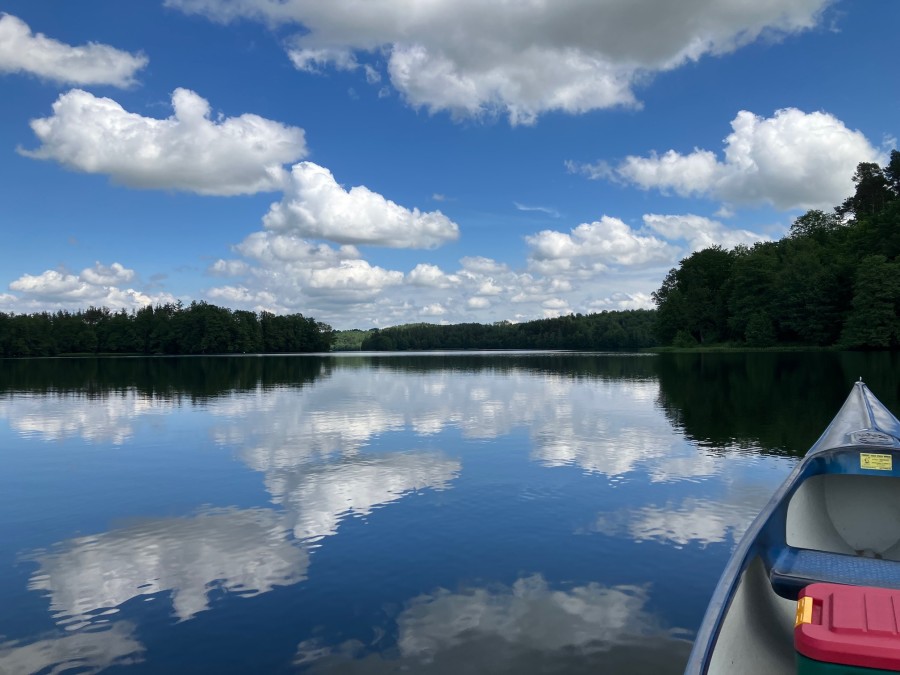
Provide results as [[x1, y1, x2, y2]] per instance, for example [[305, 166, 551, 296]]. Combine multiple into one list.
[[0, 0, 896, 329]]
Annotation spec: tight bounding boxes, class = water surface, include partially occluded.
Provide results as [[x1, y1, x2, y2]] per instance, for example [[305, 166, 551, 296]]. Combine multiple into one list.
[[1, 351, 898, 673]]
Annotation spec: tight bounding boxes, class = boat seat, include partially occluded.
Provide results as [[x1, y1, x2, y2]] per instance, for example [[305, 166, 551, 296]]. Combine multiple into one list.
[[769, 546, 900, 599]]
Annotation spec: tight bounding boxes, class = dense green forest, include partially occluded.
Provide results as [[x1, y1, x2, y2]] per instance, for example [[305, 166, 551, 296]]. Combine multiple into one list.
[[0, 301, 334, 357], [653, 151, 900, 349], [358, 310, 658, 351]]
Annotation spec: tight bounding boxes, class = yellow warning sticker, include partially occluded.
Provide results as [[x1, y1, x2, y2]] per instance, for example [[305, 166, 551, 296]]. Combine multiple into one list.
[[795, 596, 813, 627], [860, 453, 893, 471]]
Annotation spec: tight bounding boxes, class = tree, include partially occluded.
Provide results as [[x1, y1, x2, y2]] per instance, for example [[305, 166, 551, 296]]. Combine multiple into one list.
[[789, 210, 841, 240], [653, 247, 734, 344], [836, 162, 894, 219], [839, 255, 900, 349]]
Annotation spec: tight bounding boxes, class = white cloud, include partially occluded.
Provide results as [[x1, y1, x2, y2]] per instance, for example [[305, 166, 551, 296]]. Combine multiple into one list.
[[642, 214, 768, 252], [307, 260, 404, 296], [207, 233, 404, 313], [287, 47, 357, 72], [0, 13, 147, 87], [6, 262, 174, 312], [407, 264, 459, 288], [526, 216, 676, 274], [166, 0, 834, 124], [21, 88, 306, 195], [263, 162, 459, 248], [612, 108, 882, 210], [514, 202, 561, 218]]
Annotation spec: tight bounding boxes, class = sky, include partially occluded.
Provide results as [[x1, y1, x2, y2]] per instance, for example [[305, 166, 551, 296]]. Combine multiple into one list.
[[0, 1, 897, 330]]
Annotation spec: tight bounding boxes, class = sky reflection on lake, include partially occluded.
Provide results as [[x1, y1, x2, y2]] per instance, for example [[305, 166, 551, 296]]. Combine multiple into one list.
[[0, 353, 835, 673]]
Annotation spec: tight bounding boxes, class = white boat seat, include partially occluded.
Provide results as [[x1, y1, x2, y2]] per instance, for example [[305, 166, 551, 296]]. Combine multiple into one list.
[[769, 546, 900, 599]]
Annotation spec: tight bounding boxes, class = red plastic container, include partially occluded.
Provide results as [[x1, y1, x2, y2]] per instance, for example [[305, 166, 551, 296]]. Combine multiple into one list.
[[795, 583, 900, 672]]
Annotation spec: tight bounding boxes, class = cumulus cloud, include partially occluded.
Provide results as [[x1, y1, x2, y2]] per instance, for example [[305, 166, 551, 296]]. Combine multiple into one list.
[[207, 232, 405, 314], [21, 88, 307, 195], [6, 261, 174, 312], [263, 162, 459, 248], [0, 13, 147, 87], [526, 216, 675, 275], [610, 108, 882, 210], [205, 225, 670, 328], [642, 214, 769, 251], [407, 264, 459, 288], [166, 0, 833, 124]]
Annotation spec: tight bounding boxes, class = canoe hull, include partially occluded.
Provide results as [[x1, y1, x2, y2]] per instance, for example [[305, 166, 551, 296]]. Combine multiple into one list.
[[686, 382, 900, 675]]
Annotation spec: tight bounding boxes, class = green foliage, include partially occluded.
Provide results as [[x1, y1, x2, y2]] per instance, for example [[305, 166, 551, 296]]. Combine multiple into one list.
[[0, 303, 334, 357], [359, 310, 658, 351], [652, 151, 900, 350], [331, 329, 373, 351], [839, 255, 900, 349]]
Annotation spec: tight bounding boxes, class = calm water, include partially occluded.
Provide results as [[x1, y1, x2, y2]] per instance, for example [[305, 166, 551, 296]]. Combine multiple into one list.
[[1, 351, 899, 674]]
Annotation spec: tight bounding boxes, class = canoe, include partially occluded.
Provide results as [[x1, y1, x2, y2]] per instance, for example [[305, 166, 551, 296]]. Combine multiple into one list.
[[685, 379, 900, 674]]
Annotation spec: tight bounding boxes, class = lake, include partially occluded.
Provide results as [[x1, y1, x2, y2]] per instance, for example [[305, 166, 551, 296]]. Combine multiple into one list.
[[1, 351, 899, 674]]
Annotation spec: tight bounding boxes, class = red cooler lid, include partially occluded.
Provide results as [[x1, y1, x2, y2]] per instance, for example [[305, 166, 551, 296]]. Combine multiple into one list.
[[796, 583, 900, 671]]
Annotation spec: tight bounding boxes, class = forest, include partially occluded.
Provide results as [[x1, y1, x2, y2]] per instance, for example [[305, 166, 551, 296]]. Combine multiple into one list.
[[358, 310, 657, 351], [0, 301, 334, 357], [653, 151, 900, 349]]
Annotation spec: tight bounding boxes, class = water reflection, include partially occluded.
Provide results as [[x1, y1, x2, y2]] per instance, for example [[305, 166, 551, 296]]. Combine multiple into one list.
[[208, 367, 709, 484], [294, 575, 690, 674], [0, 391, 170, 444], [5, 353, 899, 673], [591, 496, 764, 548], [655, 351, 900, 454], [266, 453, 460, 541], [0, 623, 143, 675], [29, 507, 307, 629]]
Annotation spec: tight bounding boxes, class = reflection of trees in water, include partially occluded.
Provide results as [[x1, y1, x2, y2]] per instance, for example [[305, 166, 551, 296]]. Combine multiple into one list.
[[344, 353, 660, 381], [0, 353, 659, 399], [0, 355, 329, 400], [655, 352, 900, 455]]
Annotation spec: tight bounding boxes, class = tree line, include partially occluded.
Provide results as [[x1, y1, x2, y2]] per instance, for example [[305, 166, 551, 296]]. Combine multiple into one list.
[[359, 310, 658, 351], [0, 301, 334, 357], [653, 151, 900, 349]]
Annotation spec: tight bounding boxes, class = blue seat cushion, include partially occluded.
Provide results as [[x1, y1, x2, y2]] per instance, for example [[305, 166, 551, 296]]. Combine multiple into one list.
[[769, 546, 900, 599]]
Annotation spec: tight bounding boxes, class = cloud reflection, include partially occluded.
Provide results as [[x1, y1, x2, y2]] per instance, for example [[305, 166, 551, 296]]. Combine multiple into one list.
[[0, 392, 169, 444], [210, 367, 707, 484], [267, 452, 461, 541], [2, 360, 715, 484], [0, 622, 143, 675], [29, 507, 307, 629], [293, 574, 689, 674], [590, 490, 775, 547]]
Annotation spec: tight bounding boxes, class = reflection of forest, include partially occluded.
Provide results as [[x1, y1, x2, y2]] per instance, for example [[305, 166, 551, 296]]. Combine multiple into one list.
[[655, 352, 900, 455], [0, 353, 660, 398], [4, 352, 899, 457], [0, 355, 330, 399]]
